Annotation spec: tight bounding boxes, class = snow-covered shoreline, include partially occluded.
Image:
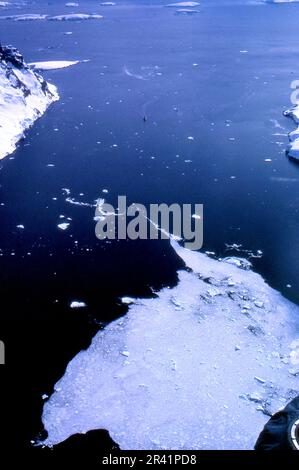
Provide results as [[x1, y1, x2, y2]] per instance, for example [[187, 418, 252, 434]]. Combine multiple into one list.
[[42, 240, 299, 450], [0, 45, 59, 160]]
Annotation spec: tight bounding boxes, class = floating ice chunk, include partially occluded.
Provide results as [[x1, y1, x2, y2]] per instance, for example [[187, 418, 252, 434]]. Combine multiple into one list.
[[62, 188, 71, 196], [48, 14, 103, 21], [16, 224, 24, 229], [0, 14, 48, 21], [70, 301, 87, 309], [166, 1, 200, 6], [65, 2, 79, 6], [57, 223, 70, 231], [29, 61, 81, 71], [175, 8, 199, 14], [42, 240, 299, 450], [0, 45, 59, 160], [100, 2, 116, 4]]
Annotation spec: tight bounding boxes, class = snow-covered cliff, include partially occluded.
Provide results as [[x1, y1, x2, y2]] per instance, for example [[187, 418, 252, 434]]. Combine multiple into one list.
[[0, 44, 59, 160]]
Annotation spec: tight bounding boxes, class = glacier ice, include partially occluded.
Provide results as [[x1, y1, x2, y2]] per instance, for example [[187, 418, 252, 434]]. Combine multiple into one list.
[[0, 45, 59, 160], [42, 240, 299, 450]]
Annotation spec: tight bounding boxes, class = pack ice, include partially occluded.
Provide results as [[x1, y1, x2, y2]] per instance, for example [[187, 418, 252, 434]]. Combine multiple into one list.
[[0, 45, 59, 160], [42, 240, 299, 450]]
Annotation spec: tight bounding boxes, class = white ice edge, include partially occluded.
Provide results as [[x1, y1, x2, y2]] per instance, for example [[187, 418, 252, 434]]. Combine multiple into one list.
[[284, 104, 299, 159], [0, 59, 59, 160], [42, 240, 299, 450]]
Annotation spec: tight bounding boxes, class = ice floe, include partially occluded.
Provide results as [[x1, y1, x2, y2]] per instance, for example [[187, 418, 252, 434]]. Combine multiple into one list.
[[28, 61, 81, 71], [70, 301, 87, 309], [0, 14, 48, 21], [42, 240, 299, 450], [175, 8, 199, 14], [166, 1, 200, 6], [0, 13, 103, 21], [48, 14, 103, 21], [57, 222, 70, 231], [0, 45, 59, 160]]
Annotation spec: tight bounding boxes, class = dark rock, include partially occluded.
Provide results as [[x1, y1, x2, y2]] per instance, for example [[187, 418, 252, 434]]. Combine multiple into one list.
[[0, 44, 24, 68]]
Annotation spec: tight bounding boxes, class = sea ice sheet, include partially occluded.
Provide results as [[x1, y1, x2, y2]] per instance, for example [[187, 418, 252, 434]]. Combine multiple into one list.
[[42, 241, 299, 450]]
